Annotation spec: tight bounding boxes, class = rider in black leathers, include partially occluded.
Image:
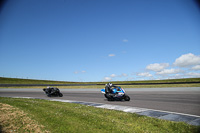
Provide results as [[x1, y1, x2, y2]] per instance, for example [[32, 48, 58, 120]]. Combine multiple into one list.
[[105, 83, 117, 97]]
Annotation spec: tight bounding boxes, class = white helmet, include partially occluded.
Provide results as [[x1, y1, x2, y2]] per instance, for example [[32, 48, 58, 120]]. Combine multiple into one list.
[[108, 83, 112, 86]]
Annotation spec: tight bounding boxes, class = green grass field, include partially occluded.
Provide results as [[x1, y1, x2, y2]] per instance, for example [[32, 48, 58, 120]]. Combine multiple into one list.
[[0, 77, 78, 84], [0, 77, 200, 88], [0, 97, 199, 133], [1, 77, 200, 84]]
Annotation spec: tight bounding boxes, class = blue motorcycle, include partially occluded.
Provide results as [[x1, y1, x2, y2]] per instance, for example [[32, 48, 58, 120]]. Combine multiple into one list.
[[101, 86, 130, 101]]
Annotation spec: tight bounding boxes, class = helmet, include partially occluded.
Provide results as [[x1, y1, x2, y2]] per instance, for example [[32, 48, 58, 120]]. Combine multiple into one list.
[[108, 83, 112, 87]]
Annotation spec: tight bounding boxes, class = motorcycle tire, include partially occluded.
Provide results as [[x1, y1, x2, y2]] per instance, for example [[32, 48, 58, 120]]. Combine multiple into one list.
[[104, 94, 109, 98], [59, 93, 63, 97], [124, 95, 130, 101]]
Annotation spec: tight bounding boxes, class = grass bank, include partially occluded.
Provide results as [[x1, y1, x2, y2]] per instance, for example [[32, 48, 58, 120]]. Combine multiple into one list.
[[0, 77, 200, 88], [0, 103, 49, 132], [0, 97, 199, 133], [1, 77, 200, 85], [0, 77, 77, 84], [1, 83, 200, 89]]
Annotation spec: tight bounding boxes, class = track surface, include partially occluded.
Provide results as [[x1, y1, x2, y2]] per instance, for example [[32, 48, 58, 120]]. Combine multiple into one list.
[[0, 87, 200, 116]]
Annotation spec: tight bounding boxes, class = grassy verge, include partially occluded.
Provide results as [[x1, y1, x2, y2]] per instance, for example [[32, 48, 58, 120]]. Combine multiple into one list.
[[0, 97, 199, 133], [0, 86, 104, 89], [0, 77, 200, 89], [1, 77, 200, 85], [1, 83, 200, 89], [119, 83, 200, 88], [0, 103, 49, 132]]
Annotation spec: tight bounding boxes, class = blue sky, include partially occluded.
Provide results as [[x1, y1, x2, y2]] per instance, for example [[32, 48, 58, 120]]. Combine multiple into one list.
[[0, 0, 200, 82]]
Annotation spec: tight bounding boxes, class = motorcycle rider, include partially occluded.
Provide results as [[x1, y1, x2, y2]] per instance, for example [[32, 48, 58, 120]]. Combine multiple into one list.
[[105, 83, 117, 96], [105, 83, 112, 94], [45, 86, 57, 95]]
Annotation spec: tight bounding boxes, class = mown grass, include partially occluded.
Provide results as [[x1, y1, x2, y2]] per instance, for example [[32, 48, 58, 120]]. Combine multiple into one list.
[[1, 77, 200, 88], [1, 77, 200, 85], [0, 77, 77, 84], [119, 83, 200, 88], [1, 84, 200, 89], [0, 97, 199, 133], [0, 103, 49, 132], [2, 84, 200, 89]]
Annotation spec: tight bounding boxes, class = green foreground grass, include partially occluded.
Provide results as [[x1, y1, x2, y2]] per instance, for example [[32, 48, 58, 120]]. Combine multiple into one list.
[[0, 97, 199, 133]]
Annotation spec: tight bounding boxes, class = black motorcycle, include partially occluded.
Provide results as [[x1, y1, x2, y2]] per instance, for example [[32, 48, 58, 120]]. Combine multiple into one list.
[[43, 87, 63, 97]]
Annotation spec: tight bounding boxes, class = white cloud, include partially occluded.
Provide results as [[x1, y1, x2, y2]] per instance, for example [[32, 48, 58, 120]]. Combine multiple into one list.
[[173, 53, 200, 67], [108, 54, 115, 57], [102, 77, 112, 81], [146, 63, 169, 72], [123, 39, 128, 42], [74, 71, 79, 74], [156, 69, 183, 75], [137, 72, 152, 77], [103, 73, 128, 81], [168, 74, 184, 79], [126, 77, 135, 81], [186, 72, 200, 77], [110, 74, 117, 77], [110, 73, 128, 78], [191, 65, 200, 70], [159, 74, 185, 80], [74, 70, 86, 74], [120, 73, 128, 77], [101, 53, 200, 81]]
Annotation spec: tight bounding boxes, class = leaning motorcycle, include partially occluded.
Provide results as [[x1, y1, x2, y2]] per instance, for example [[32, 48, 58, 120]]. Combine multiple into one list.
[[101, 86, 130, 101], [43, 87, 63, 97]]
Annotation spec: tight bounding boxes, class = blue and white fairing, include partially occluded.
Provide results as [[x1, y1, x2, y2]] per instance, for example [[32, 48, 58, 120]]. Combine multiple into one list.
[[101, 85, 130, 101], [101, 89, 105, 94]]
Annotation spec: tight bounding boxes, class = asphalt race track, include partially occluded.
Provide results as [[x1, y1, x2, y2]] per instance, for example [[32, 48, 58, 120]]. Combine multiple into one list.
[[0, 87, 200, 116]]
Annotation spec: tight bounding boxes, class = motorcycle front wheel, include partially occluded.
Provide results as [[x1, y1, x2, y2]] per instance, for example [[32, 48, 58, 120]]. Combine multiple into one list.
[[124, 95, 130, 101], [59, 93, 63, 97]]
